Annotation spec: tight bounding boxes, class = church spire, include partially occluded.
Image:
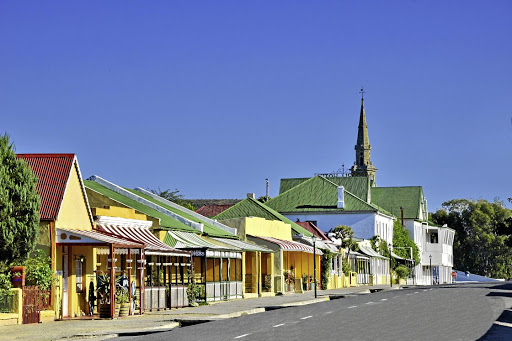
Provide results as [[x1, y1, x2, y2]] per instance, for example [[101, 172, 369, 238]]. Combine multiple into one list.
[[351, 88, 377, 181]]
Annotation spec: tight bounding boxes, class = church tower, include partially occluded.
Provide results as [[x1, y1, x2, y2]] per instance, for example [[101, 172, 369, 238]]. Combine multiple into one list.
[[350, 89, 377, 181]]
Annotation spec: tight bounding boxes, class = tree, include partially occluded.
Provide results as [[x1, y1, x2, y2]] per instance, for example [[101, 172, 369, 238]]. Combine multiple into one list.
[[0, 134, 40, 264], [431, 199, 512, 279], [330, 225, 359, 259], [149, 187, 196, 211], [392, 220, 420, 264]]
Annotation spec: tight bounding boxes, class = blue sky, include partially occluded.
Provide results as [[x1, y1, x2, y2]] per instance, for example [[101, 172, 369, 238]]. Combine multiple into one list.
[[1, 1, 511, 211]]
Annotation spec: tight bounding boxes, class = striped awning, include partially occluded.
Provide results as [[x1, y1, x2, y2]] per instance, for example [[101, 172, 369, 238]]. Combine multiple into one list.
[[96, 223, 190, 257], [164, 231, 242, 259], [358, 245, 389, 260], [211, 237, 273, 253], [293, 236, 337, 253], [249, 235, 323, 255], [57, 228, 144, 248]]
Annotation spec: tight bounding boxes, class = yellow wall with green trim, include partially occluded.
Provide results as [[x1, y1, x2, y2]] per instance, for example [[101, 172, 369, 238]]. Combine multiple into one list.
[[219, 217, 292, 241]]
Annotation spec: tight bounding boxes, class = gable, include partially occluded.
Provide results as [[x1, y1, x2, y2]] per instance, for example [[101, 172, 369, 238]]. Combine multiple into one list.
[[213, 198, 313, 237], [55, 161, 93, 230]]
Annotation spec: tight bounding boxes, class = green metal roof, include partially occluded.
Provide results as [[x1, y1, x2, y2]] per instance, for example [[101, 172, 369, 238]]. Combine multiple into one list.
[[124, 188, 236, 238], [371, 186, 424, 220], [268, 175, 390, 214], [213, 197, 314, 237], [280, 176, 371, 202], [84, 180, 234, 238]]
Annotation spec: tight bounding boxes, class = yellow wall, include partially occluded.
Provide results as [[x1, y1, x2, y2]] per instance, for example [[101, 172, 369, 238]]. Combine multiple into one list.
[[219, 217, 292, 241], [55, 162, 92, 231], [92, 206, 148, 221]]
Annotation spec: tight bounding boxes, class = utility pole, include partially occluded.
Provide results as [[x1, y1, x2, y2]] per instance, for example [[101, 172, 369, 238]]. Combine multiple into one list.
[[265, 178, 269, 202]]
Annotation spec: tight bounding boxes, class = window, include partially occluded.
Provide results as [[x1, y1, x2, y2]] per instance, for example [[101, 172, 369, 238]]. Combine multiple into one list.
[[75, 256, 85, 293], [430, 232, 438, 244]]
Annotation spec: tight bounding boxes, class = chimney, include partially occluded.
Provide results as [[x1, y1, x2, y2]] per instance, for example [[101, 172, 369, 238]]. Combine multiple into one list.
[[247, 193, 255, 199], [337, 186, 344, 209]]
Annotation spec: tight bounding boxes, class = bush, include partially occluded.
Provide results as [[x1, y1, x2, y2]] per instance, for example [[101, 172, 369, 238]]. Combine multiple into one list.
[[395, 265, 410, 280], [342, 258, 352, 276], [24, 250, 54, 292]]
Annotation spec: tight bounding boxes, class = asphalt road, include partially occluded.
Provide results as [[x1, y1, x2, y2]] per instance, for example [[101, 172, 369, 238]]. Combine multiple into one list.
[[121, 282, 512, 341]]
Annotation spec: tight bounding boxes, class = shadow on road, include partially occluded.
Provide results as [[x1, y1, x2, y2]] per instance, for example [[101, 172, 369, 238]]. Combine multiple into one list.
[[477, 310, 512, 341]]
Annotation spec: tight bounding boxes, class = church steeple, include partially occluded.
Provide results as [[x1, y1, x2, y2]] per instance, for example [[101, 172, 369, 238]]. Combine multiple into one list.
[[351, 88, 377, 181]]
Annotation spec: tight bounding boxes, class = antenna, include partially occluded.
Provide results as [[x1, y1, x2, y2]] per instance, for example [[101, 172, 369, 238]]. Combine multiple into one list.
[[359, 87, 365, 99]]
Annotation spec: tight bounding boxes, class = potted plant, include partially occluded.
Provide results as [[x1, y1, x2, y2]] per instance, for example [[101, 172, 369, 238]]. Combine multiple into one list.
[[302, 273, 308, 291], [284, 271, 295, 292], [309, 275, 315, 290], [96, 271, 111, 318], [116, 288, 130, 317]]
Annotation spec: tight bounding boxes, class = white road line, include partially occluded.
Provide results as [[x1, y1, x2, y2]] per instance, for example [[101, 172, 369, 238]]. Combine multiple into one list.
[[324, 311, 333, 314], [348, 305, 357, 309], [429, 288, 433, 291], [393, 296, 399, 299], [301, 316, 313, 320], [273, 323, 285, 328], [415, 292, 419, 294], [406, 294, 411, 296], [365, 302, 374, 304], [423, 289, 428, 292], [234, 334, 250, 339], [380, 298, 387, 301]]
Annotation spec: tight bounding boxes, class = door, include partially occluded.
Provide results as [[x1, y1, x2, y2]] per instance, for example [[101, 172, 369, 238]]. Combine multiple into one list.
[[62, 246, 69, 317]]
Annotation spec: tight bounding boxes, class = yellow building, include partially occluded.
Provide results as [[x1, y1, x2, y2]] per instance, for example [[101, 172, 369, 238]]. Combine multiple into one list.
[[213, 197, 323, 294]]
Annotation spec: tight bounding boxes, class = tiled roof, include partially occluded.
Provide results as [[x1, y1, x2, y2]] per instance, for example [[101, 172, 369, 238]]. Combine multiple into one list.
[[295, 221, 329, 240], [279, 176, 371, 202], [213, 198, 313, 237], [195, 205, 234, 217], [267, 175, 386, 214], [17, 154, 74, 220], [370, 186, 424, 220]]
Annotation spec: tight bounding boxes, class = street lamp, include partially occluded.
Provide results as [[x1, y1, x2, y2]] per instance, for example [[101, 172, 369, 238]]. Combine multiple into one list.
[[389, 243, 393, 288], [429, 254, 432, 286], [312, 234, 317, 298]]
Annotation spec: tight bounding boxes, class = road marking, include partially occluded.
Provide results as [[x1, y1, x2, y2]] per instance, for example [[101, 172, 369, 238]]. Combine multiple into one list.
[[406, 294, 411, 296], [494, 321, 512, 328], [324, 311, 333, 314], [365, 302, 374, 305], [380, 299, 387, 301], [273, 323, 285, 328], [234, 334, 251, 339], [393, 296, 399, 299], [429, 288, 433, 291], [301, 316, 313, 320], [423, 289, 428, 292], [415, 292, 419, 294], [348, 305, 357, 309]]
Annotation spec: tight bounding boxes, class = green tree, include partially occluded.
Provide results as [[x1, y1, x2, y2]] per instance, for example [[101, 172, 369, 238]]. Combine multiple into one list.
[[392, 220, 420, 264], [149, 187, 196, 211], [431, 199, 512, 279], [330, 225, 359, 259], [0, 134, 40, 264]]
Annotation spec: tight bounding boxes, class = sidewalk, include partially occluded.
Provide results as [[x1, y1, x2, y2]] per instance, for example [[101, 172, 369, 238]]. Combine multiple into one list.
[[0, 285, 401, 341]]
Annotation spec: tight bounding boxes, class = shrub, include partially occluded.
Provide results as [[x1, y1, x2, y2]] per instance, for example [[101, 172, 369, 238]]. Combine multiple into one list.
[[395, 265, 410, 279]]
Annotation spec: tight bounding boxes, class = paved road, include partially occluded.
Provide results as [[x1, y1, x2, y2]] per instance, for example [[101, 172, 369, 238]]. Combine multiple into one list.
[[121, 283, 512, 341]]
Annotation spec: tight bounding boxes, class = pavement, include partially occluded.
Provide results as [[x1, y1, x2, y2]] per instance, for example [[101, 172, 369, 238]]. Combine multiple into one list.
[[0, 285, 401, 340]]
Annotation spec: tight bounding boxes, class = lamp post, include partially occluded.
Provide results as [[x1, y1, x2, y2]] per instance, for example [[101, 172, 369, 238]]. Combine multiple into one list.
[[429, 254, 432, 286], [312, 235, 317, 298], [389, 243, 393, 288]]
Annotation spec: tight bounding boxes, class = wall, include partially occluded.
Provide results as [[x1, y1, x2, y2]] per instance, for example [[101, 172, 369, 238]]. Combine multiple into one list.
[[219, 217, 292, 241], [92, 206, 148, 221], [55, 163, 92, 231]]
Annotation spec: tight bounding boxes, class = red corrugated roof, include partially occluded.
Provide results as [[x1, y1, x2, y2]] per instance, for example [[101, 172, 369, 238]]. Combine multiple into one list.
[[17, 154, 75, 221], [296, 221, 329, 241], [196, 205, 234, 217], [249, 235, 323, 255]]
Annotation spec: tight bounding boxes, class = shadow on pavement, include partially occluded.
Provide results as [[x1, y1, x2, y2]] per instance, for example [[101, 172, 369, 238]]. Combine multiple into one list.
[[477, 310, 512, 341]]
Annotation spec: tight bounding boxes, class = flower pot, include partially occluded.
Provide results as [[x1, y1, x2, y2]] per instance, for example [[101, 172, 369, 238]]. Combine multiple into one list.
[[119, 302, 130, 317], [99, 303, 111, 318], [10, 266, 25, 288], [115, 303, 120, 317]]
